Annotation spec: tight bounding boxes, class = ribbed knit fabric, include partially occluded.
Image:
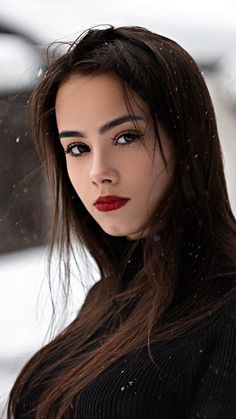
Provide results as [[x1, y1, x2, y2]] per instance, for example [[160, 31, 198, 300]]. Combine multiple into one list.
[[71, 301, 236, 419], [14, 239, 236, 418]]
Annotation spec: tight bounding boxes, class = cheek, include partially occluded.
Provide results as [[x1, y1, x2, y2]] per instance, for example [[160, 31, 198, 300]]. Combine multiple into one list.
[[148, 154, 174, 198], [66, 161, 85, 195], [66, 163, 77, 186]]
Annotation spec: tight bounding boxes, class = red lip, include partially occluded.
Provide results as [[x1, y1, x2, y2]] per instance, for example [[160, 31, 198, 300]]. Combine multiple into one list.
[[94, 195, 130, 204], [94, 195, 130, 212], [95, 199, 129, 212]]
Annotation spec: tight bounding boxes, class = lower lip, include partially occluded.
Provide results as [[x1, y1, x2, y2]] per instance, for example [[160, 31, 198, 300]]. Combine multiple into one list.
[[95, 199, 129, 212]]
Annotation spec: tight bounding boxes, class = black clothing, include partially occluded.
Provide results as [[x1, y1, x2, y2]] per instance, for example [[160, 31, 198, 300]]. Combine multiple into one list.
[[15, 238, 236, 418], [71, 301, 236, 419]]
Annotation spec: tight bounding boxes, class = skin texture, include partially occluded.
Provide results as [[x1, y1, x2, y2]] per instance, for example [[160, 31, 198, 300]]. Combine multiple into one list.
[[56, 73, 174, 240]]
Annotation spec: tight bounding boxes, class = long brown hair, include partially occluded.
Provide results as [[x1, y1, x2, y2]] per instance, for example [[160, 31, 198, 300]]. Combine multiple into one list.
[[8, 25, 236, 418]]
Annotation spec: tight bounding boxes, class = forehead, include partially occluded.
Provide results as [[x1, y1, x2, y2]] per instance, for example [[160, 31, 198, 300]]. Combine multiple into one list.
[[55, 72, 149, 125]]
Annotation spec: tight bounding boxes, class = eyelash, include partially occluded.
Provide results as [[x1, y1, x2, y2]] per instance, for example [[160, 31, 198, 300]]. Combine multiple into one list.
[[64, 132, 143, 157]]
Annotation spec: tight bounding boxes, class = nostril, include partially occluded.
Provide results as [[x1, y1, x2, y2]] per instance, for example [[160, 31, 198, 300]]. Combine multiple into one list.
[[90, 171, 118, 184], [102, 179, 112, 183]]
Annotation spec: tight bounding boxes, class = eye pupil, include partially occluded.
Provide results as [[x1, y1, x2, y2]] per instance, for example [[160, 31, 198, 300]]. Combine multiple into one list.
[[66, 143, 88, 156], [117, 133, 138, 144]]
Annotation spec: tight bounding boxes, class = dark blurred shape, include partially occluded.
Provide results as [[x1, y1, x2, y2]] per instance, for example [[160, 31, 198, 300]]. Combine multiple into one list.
[[0, 21, 52, 254], [0, 21, 39, 46]]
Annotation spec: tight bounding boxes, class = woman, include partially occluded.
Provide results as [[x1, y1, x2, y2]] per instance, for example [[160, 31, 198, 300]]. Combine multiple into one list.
[[8, 25, 236, 418]]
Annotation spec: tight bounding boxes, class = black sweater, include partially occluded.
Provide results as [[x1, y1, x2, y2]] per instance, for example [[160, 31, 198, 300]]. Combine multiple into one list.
[[71, 300, 236, 419], [15, 239, 236, 418]]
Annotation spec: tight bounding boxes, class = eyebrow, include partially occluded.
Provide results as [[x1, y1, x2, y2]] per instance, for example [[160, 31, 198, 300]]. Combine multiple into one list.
[[59, 114, 144, 139]]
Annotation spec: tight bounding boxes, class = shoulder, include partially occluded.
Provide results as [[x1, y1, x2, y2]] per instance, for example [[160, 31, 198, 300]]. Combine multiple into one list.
[[195, 299, 236, 354], [177, 298, 236, 354], [187, 276, 236, 346], [184, 300, 236, 417], [169, 299, 236, 378], [152, 299, 236, 374], [198, 298, 236, 336]]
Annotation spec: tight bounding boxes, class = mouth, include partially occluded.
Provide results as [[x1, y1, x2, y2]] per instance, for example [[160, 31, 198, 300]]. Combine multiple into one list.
[[94, 195, 130, 204], [94, 196, 130, 212]]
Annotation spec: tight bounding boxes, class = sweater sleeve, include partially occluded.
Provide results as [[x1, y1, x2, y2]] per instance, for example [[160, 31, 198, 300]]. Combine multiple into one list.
[[188, 302, 236, 419]]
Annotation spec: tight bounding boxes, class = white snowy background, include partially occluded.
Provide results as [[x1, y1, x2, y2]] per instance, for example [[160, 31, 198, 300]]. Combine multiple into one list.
[[0, 0, 236, 417]]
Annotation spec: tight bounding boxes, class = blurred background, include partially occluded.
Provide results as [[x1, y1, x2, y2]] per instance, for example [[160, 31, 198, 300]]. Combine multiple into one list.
[[0, 0, 235, 416]]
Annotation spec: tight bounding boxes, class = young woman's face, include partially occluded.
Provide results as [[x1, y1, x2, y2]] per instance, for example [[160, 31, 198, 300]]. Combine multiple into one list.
[[56, 73, 174, 240]]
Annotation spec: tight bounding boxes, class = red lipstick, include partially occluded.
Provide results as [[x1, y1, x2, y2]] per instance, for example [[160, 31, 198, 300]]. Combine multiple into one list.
[[94, 195, 130, 212]]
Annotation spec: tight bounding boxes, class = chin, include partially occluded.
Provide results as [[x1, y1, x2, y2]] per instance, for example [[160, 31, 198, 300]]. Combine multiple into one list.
[[100, 224, 131, 237], [103, 229, 128, 237], [101, 223, 146, 239]]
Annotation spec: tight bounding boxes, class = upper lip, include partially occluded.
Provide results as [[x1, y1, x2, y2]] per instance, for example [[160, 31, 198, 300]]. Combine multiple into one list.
[[94, 195, 130, 204]]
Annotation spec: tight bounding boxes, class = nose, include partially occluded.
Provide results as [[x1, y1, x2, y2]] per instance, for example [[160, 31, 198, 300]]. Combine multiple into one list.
[[89, 152, 118, 185]]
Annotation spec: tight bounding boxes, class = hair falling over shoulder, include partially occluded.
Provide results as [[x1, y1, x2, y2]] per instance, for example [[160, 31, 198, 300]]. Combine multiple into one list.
[[7, 25, 236, 418]]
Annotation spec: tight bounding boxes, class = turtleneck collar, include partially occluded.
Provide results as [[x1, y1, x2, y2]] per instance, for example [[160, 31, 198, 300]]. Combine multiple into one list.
[[109, 236, 145, 286], [122, 239, 145, 286]]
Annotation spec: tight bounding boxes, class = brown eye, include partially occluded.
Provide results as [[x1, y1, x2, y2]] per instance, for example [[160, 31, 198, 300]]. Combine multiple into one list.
[[115, 132, 143, 145], [65, 143, 90, 156]]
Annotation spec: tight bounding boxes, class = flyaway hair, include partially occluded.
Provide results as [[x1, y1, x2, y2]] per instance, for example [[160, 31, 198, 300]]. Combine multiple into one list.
[[8, 25, 236, 418]]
